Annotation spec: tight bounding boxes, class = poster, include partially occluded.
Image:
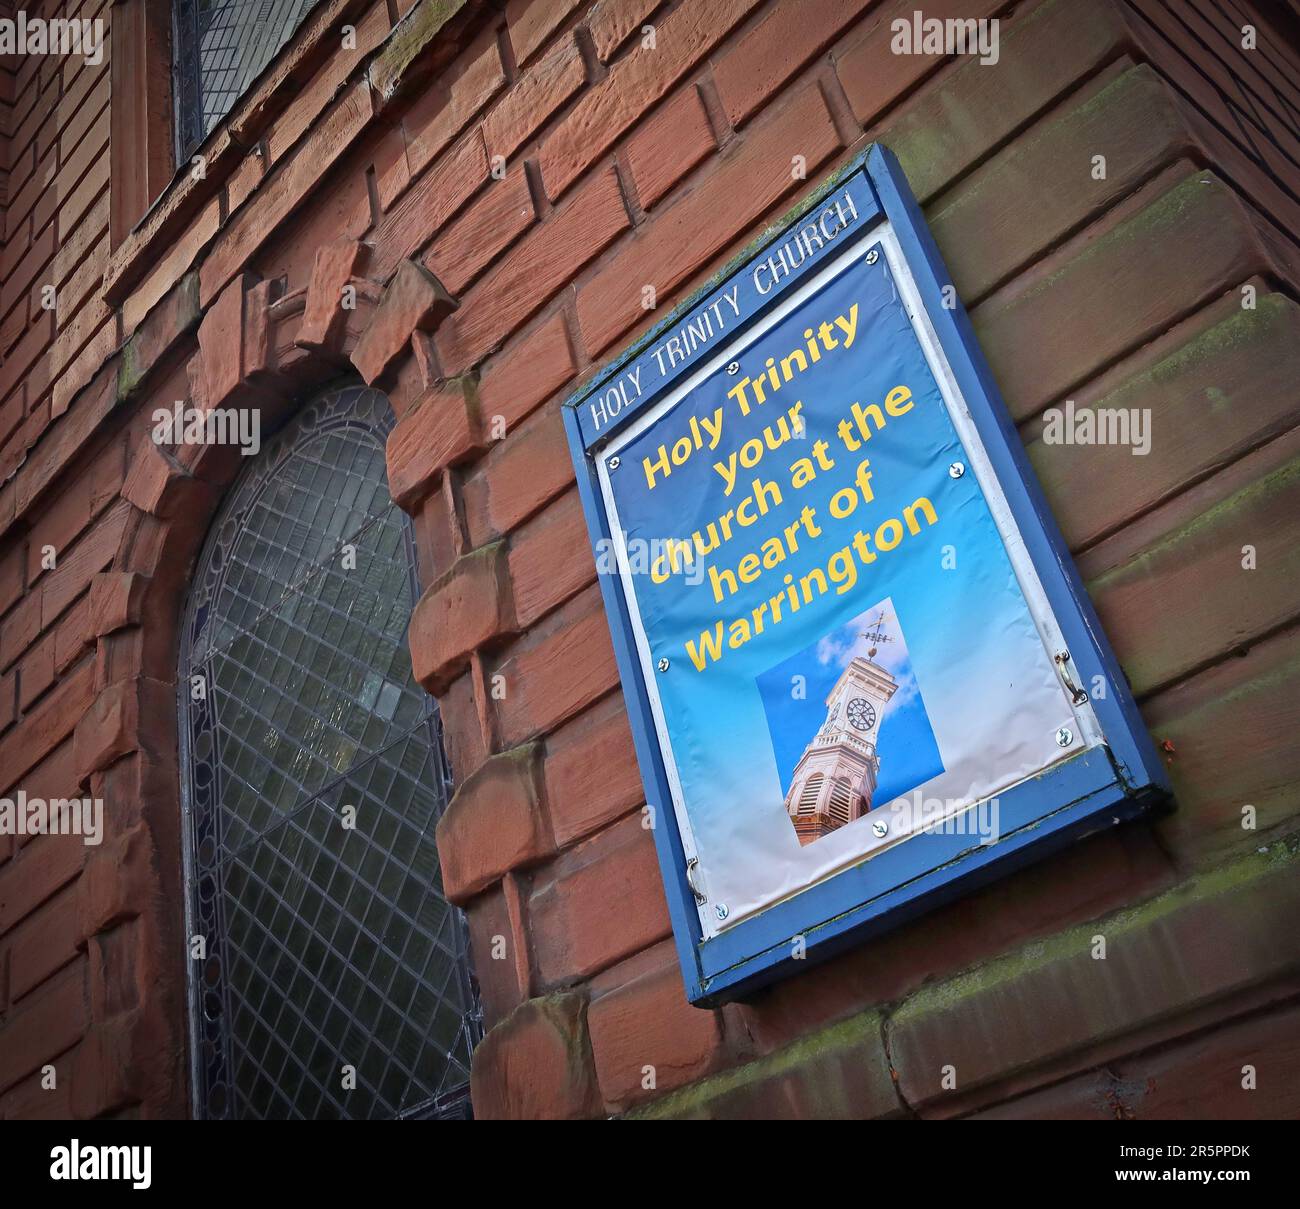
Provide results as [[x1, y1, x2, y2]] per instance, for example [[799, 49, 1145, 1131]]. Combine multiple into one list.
[[566, 149, 1166, 999], [599, 234, 1084, 934]]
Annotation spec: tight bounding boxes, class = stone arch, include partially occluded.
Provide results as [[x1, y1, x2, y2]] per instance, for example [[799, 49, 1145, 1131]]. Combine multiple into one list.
[[68, 249, 463, 1118]]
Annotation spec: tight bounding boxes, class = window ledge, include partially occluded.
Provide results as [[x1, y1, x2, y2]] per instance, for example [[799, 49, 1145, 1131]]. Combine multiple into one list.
[[104, 0, 373, 306]]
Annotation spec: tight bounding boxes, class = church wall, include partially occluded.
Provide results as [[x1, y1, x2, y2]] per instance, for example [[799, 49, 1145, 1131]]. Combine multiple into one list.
[[0, 0, 1298, 1119]]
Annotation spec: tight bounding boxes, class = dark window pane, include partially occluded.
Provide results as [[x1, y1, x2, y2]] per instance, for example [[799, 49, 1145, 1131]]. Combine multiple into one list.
[[174, 0, 320, 157]]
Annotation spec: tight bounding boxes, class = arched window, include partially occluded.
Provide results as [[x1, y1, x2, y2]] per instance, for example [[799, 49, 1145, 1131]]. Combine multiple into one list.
[[796, 772, 824, 815], [179, 384, 479, 1120]]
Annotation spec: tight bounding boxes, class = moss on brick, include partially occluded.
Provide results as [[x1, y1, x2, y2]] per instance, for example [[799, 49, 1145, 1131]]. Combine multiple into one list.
[[369, 0, 468, 101], [892, 839, 1300, 1028], [1089, 456, 1300, 594], [629, 1008, 895, 1120]]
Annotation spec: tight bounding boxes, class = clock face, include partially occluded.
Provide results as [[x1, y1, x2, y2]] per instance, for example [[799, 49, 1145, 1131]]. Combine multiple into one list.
[[846, 697, 876, 731]]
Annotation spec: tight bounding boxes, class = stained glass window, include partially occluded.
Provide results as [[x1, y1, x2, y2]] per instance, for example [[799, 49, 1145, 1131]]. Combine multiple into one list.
[[179, 385, 479, 1119], [173, 0, 320, 158]]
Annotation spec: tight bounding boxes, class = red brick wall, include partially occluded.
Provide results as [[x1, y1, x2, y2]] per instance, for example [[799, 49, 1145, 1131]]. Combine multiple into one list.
[[1, 0, 1299, 1120]]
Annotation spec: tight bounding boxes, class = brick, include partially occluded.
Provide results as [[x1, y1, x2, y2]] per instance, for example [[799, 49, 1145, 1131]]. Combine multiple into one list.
[[928, 65, 1190, 303], [7, 882, 82, 1001], [623, 83, 715, 209], [834, 0, 1005, 128], [438, 167, 630, 374], [56, 153, 109, 247], [423, 165, 535, 295], [463, 399, 575, 545], [0, 659, 94, 794], [409, 542, 516, 693], [0, 962, 88, 1093], [52, 320, 117, 420], [885, 0, 1132, 204], [26, 441, 124, 588], [119, 201, 218, 339], [351, 259, 457, 384], [485, 36, 586, 165], [538, 0, 759, 198], [437, 672, 490, 785], [200, 80, 374, 306], [588, 951, 724, 1109], [507, 489, 594, 627], [493, 584, 618, 747], [266, 3, 389, 165], [470, 992, 602, 1120], [507, 0, 582, 64], [587, 0, 660, 61], [369, 128, 490, 281], [530, 811, 670, 983], [1089, 458, 1300, 697], [297, 239, 369, 350], [436, 744, 554, 903], [714, 0, 870, 126], [88, 572, 147, 637], [1144, 623, 1300, 867], [72, 676, 167, 780], [632, 1007, 900, 1120], [411, 483, 461, 584], [475, 312, 574, 434], [0, 594, 42, 675], [973, 173, 1273, 422], [397, 34, 505, 184], [888, 843, 1300, 1110], [385, 380, 485, 510], [577, 83, 841, 355], [465, 877, 532, 1026], [38, 500, 132, 629], [197, 275, 249, 409], [1029, 294, 1300, 552], [121, 441, 195, 520], [368, 0, 471, 103]]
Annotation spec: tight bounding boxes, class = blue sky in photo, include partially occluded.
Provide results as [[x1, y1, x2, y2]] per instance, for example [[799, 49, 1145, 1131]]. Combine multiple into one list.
[[756, 601, 944, 807]]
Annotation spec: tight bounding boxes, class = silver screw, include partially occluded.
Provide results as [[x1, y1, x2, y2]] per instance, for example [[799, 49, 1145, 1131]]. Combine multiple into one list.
[[949, 462, 965, 479], [657, 657, 670, 673], [726, 361, 740, 375], [715, 903, 729, 920], [1056, 727, 1073, 747], [871, 819, 889, 838], [607, 456, 620, 471], [865, 248, 880, 265]]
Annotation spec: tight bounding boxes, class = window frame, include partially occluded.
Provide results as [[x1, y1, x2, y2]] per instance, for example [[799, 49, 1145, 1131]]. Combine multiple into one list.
[[177, 382, 481, 1120]]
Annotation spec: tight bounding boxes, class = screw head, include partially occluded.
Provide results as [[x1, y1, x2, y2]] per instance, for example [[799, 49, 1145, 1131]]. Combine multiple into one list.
[[1056, 727, 1074, 747], [949, 462, 965, 479], [715, 903, 729, 920], [607, 456, 620, 471], [726, 361, 740, 375], [865, 248, 880, 265], [657, 657, 670, 673], [871, 819, 889, 838]]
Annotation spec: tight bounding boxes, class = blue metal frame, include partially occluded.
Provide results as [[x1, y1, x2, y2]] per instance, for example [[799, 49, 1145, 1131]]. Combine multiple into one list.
[[562, 145, 1169, 1007]]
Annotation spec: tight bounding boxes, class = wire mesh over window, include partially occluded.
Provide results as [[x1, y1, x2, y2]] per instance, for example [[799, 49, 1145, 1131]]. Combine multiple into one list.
[[173, 0, 320, 158], [179, 385, 480, 1120]]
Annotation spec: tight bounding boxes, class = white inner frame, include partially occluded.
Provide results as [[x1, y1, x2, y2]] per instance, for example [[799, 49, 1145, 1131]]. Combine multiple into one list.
[[595, 225, 1104, 937]]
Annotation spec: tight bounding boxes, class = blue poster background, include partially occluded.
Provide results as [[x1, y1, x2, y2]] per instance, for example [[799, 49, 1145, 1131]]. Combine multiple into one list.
[[609, 245, 1072, 928]]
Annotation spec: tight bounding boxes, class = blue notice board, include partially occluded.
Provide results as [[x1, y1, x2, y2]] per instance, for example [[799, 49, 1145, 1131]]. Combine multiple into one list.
[[562, 146, 1169, 1006]]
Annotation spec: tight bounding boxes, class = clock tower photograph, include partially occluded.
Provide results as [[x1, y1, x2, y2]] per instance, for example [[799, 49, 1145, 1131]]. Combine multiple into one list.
[[775, 603, 942, 845]]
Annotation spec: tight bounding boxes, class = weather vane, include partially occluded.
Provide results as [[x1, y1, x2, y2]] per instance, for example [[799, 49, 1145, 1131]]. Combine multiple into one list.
[[860, 610, 894, 658]]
